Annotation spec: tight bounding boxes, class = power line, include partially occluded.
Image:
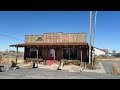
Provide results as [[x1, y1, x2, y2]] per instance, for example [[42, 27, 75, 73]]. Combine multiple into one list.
[[0, 33, 24, 41]]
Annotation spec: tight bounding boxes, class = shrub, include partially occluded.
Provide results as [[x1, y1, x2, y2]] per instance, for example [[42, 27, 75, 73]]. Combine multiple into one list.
[[26, 58, 32, 62], [73, 60, 80, 66], [61, 59, 69, 65]]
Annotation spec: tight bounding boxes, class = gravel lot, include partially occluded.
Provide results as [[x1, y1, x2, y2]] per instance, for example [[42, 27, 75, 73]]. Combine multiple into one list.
[[0, 60, 120, 79]]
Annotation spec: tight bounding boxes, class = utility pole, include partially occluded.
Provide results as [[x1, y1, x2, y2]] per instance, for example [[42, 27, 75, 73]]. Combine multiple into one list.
[[89, 11, 92, 64]]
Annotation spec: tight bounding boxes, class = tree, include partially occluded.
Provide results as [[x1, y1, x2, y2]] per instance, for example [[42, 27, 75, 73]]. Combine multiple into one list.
[[112, 50, 116, 55], [6, 49, 9, 52], [9, 50, 15, 53]]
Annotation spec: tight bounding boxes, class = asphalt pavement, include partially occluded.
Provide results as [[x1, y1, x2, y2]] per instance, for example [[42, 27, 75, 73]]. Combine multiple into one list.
[[0, 60, 120, 79]]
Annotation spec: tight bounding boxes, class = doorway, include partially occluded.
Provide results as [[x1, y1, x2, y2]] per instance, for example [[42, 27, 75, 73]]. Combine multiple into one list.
[[48, 48, 55, 65]]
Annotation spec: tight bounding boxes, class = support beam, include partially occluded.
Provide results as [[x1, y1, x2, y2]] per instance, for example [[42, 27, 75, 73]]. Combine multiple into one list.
[[37, 50, 38, 68], [54, 49, 55, 63], [77, 49, 79, 60], [69, 48, 70, 60], [84, 49, 87, 69], [80, 49, 82, 67], [91, 49, 94, 66], [16, 47, 18, 65], [24, 47, 26, 63]]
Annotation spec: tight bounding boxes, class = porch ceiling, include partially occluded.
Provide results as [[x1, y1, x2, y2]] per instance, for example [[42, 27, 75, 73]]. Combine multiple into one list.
[[10, 42, 88, 47]]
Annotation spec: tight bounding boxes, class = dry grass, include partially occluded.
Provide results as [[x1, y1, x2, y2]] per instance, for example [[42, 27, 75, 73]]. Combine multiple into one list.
[[0, 57, 24, 64], [0, 50, 24, 64], [97, 58, 120, 61]]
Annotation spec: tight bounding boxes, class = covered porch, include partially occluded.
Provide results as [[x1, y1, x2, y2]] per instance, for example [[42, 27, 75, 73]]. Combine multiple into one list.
[[10, 42, 92, 67]]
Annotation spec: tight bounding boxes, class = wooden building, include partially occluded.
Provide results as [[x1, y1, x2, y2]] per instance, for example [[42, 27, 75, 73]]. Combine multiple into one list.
[[10, 32, 92, 65]]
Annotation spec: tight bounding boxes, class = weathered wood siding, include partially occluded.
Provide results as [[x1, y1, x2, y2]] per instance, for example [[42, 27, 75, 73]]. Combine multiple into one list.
[[42, 48, 48, 60], [24, 47, 30, 59], [56, 48, 62, 61], [25, 32, 86, 43]]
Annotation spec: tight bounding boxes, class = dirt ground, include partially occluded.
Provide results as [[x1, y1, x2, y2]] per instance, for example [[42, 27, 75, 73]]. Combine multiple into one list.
[[0, 60, 120, 79]]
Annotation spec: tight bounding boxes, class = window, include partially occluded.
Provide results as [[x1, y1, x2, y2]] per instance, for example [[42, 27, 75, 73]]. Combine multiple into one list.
[[63, 48, 69, 59], [62, 48, 77, 60], [70, 49, 77, 59], [38, 47, 42, 58], [29, 47, 42, 58], [30, 48, 37, 58]]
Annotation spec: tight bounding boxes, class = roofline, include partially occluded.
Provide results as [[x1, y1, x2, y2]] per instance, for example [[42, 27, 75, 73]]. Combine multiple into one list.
[[10, 42, 89, 47], [94, 47, 107, 53], [25, 32, 86, 36]]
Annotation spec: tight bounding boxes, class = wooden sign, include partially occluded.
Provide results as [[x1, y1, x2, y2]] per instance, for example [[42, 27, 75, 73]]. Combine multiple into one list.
[[25, 32, 86, 43]]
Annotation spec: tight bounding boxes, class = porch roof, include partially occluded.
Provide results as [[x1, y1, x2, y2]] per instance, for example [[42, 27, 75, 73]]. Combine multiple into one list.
[[10, 42, 88, 47]]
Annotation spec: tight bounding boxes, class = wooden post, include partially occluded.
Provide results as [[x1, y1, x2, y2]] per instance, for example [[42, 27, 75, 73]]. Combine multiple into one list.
[[54, 48, 55, 63], [80, 48, 82, 67], [85, 48, 87, 69], [69, 48, 70, 60], [37, 50, 38, 68], [16, 47, 18, 65], [91, 48, 94, 66], [77, 49, 78, 59]]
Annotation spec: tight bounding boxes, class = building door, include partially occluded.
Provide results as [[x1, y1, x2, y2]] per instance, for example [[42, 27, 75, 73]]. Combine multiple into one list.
[[48, 48, 55, 65]]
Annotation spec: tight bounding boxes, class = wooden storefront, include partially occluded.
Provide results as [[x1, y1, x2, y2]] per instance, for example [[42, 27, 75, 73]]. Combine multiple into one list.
[[10, 32, 92, 65]]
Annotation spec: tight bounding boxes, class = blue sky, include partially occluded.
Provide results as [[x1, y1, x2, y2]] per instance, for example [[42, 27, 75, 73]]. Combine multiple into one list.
[[0, 11, 119, 53]]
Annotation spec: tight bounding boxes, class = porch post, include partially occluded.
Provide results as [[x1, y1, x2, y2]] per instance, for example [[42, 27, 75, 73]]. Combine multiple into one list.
[[87, 47, 89, 62], [54, 48, 55, 63], [69, 48, 70, 60], [16, 46, 18, 65], [77, 48, 78, 59], [85, 48, 87, 69], [80, 48, 82, 67], [37, 50, 38, 68], [62, 48, 63, 59], [91, 48, 93, 66]]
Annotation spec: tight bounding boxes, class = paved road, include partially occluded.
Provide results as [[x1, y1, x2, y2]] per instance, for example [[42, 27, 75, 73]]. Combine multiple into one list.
[[0, 60, 120, 79], [101, 60, 120, 74]]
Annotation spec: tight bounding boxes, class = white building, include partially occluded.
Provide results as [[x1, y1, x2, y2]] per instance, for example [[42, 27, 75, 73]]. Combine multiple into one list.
[[93, 47, 106, 56]]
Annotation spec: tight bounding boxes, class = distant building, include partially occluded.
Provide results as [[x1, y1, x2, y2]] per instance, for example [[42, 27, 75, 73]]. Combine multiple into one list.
[[94, 47, 107, 56], [101, 49, 109, 54]]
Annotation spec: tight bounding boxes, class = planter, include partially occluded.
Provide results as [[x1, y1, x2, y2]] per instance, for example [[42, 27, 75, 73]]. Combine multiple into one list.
[[61, 59, 69, 65], [43, 60, 46, 65], [68, 60, 73, 63], [69, 62, 73, 65], [55, 61, 61, 66], [73, 60, 80, 66]]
